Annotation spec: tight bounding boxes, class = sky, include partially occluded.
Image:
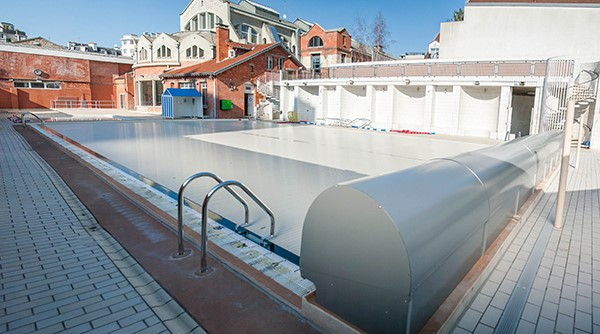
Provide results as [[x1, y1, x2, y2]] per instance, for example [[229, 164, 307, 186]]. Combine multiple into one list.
[[2, 0, 465, 56]]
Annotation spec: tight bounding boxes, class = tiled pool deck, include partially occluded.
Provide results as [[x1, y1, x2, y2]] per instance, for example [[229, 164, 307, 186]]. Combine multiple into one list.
[[452, 147, 600, 333], [0, 119, 203, 333], [3, 110, 600, 333]]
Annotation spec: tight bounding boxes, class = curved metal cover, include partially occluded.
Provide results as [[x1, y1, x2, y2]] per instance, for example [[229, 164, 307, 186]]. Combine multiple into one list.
[[301, 159, 488, 333]]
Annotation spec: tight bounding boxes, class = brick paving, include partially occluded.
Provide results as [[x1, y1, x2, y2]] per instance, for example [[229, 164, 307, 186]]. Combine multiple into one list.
[[0, 119, 203, 333], [453, 149, 600, 334]]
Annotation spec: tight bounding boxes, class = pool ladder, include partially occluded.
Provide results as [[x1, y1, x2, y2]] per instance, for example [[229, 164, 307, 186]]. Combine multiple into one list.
[[174, 172, 275, 274], [20, 112, 45, 126]]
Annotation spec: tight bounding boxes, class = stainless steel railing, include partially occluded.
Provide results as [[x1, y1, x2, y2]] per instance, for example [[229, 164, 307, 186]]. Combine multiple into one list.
[[20, 112, 45, 127], [199, 180, 275, 274], [174, 172, 249, 258]]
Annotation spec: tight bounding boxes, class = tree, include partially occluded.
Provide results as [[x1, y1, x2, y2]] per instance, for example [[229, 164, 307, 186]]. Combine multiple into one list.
[[352, 11, 392, 62], [452, 8, 464, 21], [372, 11, 390, 52]]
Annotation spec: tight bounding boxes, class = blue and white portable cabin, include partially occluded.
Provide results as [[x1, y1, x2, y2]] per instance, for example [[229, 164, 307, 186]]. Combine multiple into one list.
[[161, 88, 203, 119]]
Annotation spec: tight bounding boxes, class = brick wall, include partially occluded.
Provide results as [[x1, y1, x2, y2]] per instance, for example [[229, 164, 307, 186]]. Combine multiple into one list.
[[0, 50, 132, 109]]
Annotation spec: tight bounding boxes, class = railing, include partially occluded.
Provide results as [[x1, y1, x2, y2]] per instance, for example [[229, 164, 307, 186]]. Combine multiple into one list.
[[20, 112, 45, 127], [52, 100, 115, 109], [174, 172, 249, 258], [317, 117, 372, 129], [540, 58, 598, 132], [282, 60, 546, 81], [199, 180, 275, 274]]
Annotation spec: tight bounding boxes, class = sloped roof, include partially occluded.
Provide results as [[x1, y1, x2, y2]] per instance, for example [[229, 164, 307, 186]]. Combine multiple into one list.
[[162, 43, 302, 78], [163, 88, 202, 97]]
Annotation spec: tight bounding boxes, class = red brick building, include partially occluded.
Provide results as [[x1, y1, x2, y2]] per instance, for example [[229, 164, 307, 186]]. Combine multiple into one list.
[[161, 24, 303, 119], [0, 42, 132, 110], [299, 24, 352, 72]]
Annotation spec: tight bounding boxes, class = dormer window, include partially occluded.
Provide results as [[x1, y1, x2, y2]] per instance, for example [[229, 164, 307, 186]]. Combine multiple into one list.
[[186, 46, 204, 59], [139, 47, 148, 61], [157, 45, 171, 59], [309, 36, 323, 48]]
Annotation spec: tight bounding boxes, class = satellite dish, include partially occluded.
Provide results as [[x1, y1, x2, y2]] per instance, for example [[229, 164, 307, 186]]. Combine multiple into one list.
[[283, 14, 287, 20], [33, 69, 42, 76]]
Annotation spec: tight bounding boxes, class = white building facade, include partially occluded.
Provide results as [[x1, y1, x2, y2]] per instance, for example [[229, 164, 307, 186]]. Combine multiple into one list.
[[440, 0, 600, 60], [1, 22, 27, 43], [120, 34, 139, 58]]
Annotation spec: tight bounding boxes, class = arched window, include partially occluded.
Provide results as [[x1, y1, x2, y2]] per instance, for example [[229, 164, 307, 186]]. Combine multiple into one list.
[[238, 24, 258, 44], [189, 12, 223, 31], [186, 45, 204, 59], [309, 36, 323, 48], [157, 45, 172, 59], [139, 47, 148, 61]]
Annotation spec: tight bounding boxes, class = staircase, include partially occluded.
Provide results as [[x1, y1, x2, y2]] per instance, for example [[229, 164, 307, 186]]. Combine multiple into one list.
[[256, 72, 282, 120]]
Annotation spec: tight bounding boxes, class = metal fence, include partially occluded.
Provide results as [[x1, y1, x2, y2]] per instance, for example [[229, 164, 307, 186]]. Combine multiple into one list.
[[281, 60, 546, 81], [52, 100, 116, 109]]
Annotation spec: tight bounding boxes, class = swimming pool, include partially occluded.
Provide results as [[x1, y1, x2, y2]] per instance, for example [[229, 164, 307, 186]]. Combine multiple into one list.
[[45, 119, 493, 261]]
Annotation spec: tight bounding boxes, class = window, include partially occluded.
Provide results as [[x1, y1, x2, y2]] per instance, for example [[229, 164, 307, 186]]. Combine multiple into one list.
[[180, 81, 194, 89], [277, 57, 284, 70], [311, 54, 321, 73], [343, 35, 347, 47], [14, 81, 61, 89], [157, 45, 171, 59], [139, 47, 148, 61], [194, 12, 222, 31], [309, 36, 323, 48], [186, 46, 204, 59], [267, 56, 274, 70], [201, 82, 208, 109], [239, 25, 258, 44], [341, 54, 346, 63]]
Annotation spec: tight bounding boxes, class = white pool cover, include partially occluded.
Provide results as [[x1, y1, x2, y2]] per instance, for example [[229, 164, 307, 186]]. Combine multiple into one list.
[[45, 120, 491, 261]]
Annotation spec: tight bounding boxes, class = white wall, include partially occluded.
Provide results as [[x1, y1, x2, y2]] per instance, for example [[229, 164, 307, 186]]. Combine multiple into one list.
[[458, 86, 501, 137], [392, 86, 426, 131], [432, 85, 460, 135], [340, 86, 370, 121], [371, 86, 393, 128], [441, 5, 600, 60], [297, 86, 319, 122]]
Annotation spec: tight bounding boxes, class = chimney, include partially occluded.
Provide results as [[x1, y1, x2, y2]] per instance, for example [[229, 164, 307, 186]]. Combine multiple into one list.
[[216, 23, 230, 62]]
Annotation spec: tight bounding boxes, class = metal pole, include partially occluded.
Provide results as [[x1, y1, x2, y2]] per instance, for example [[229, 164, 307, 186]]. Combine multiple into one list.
[[554, 99, 575, 229]]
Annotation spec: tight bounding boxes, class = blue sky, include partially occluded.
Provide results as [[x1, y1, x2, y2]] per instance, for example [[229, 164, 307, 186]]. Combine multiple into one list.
[[3, 0, 464, 56]]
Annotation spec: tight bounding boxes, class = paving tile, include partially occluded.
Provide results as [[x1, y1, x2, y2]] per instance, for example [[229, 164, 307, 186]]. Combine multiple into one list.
[[521, 302, 541, 323], [575, 311, 593, 333], [555, 313, 575, 334], [535, 316, 555, 334], [515, 320, 536, 334], [470, 294, 492, 313], [457, 309, 483, 332], [480, 305, 503, 328]]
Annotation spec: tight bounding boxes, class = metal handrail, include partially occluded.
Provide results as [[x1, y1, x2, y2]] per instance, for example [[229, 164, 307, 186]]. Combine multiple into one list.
[[199, 180, 275, 273], [347, 118, 372, 129], [174, 172, 249, 258], [20, 112, 45, 127]]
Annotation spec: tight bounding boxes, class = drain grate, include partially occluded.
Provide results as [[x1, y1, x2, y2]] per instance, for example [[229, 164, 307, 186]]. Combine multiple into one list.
[[494, 217, 554, 334]]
